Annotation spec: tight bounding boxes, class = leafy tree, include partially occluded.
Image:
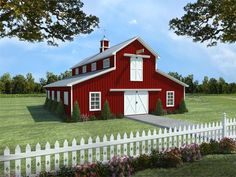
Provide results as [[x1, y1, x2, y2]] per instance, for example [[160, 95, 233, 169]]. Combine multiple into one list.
[[12, 75, 26, 94], [101, 100, 112, 120], [154, 99, 164, 116], [169, 0, 236, 46], [46, 72, 58, 84], [0, 0, 99, 46], [72, 101, 80, 122], [202, 76, 209, 93], [0, 73, 12, 93], [0, 80, 3, 93], [179, 99, 188, 113], [168, 72, 183, 81], [208, 78, 218, 94], [26, 73, 35, 93]]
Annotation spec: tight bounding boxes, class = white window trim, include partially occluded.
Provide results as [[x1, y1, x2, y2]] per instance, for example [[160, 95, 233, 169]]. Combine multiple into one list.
[[64, 91, 69, 105], [91, 62, 97, 71], [89, 92, 101, 111], [130, 57, 143, 82], [52, 91, 55, 101], [57, 91, 60, 102], [103, 58, 110, 69], [75, 68, 79, 75], [82, 66, 87, 73], [166, 91, 175, 107]]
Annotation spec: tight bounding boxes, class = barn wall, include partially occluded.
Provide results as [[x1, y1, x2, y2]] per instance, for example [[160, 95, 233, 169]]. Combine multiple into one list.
[[72, 39, 184, 116]]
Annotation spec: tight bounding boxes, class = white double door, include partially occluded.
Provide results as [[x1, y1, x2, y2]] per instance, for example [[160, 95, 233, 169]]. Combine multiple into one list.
[[124, 91, 148, 115]]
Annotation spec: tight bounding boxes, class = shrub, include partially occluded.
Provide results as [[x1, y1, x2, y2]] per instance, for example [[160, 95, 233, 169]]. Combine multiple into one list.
[[46, 99, 52, 110], [180, 144, 201, 162], [101, 100, 112, 120], [179, 99, 188, 113], [51, 100, 58, 112], [209, 140, 220, 154], [75, 163, 100, 177], [199, 142, 212, 155], [149, 149, 162, 168], [72, 101, 80, 122], [55, 100, 66, 120], [159, 148, 183, 168], [154, 99, 164, 116], [89, 115, 97, 121], [44, 97, 49, 108], [108, 156, 134, 177], [132, 154, 150, 171], [80, 114, 90, 122], [57, 166, 76, 177], [219, 137, 236, 154]]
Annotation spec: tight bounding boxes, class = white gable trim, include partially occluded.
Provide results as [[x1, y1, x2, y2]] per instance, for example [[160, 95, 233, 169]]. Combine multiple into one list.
[[124, 53, 150, 58], [110, 88, 162, 92], [156, 70, 189, 87]]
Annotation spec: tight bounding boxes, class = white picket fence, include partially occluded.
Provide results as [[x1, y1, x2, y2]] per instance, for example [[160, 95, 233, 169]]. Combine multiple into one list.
[[1, 113, 236, 177]]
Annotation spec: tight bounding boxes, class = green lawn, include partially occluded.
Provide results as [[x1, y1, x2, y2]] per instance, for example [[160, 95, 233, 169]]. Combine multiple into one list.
[[0, 96, 156, 154], [133, 154, 236, 177], [166, 94, 236, 123]]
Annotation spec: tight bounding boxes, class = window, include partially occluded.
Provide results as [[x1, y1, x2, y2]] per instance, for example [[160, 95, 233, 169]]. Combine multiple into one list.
[[91, 62, 97, 71], [57, 91, 60, 102], [52, 91, 55, 100], [103, 58, 110, 69], [89, 92, 101, 111], [82, 66, 87, 73], [130, 57, 143, 81], [47, 90, 50, 99], [64, 92, 69, 105], [75, 68, 79, 75], [166, 91, 175, 107]]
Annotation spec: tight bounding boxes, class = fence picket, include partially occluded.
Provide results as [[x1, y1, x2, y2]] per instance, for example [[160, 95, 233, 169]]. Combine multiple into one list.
[[35, 143, 41, 175], [178, 127, 182, 148], [95, 136, 100, 161], [158, 129, 162, 151], [15, 145, 21, 177], [103, 135, 107, 162], [141, 131, 146, 154], [72, 138, 77, 167], [4, 147, 10, 177], [153, 129, 157, 150], [25, 144, 31, 177], [173, 127, 177, 147], [147, 130, 152, 154], [200, 124, 204, 144], [110, 134, 114, 160], [123, 133, 128, 156], [187, 125, 191, 144], [117, 133, 121, 156], [129, 132, 134, 157], [45, 142, 51, 172], [88, 137, 93, 163], [63, 140, 69, 167], [80, 138, 85, 165], [168, 128, 172, 149], [54, 141, 60, 172], [135, 131, 140, 156]]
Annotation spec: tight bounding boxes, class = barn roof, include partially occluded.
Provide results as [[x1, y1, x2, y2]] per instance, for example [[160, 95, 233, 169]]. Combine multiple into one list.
[[71, 36, 159, 69], [44, 67, 115, 88]]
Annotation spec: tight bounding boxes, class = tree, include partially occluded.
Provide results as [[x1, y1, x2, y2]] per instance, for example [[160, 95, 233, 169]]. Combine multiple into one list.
[[46, 72, 58, 84], [154, 99, 164, 116], [179, 99, 188, 113], [169, 0, 236, 46], [72, 101, 80, 122], [0, 0, 99, 46], [101, 100, 112, 120], [55, 100, 66, 120], [26, 73, 35, 93], [12, 75, 26, 94], [168, 72, 183, 81], [0, 73, 12, 93]]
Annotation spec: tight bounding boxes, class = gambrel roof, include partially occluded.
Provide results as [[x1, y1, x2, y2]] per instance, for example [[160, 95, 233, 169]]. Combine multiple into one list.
[[71, 36, 160, 69]]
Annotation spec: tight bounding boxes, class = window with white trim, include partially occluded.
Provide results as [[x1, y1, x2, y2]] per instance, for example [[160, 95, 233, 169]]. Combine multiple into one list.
[[47, 90, 50, 99], [64, 92, 69, 105], [52, 91, 55, 100], [103, 58, 110, 69], [89, 92, 101, 111], [82, 66, 87, 73], [57, 91, 60, 102], [75, 68, 79, 75], [91, 62, 97, 71], [166, 91, 175, 107]]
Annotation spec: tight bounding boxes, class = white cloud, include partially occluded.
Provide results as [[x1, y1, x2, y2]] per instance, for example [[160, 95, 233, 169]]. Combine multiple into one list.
[[129, 19, 138, 25]]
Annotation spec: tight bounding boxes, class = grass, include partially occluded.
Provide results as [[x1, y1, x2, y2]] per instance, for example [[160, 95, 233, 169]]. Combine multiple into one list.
[[133, 154, 236, 177], [166, 94, 236, 123], [0, 96, 156, 154]]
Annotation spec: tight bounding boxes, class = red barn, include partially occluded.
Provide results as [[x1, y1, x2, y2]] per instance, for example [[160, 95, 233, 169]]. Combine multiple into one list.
[[44, 36, 188, 117]]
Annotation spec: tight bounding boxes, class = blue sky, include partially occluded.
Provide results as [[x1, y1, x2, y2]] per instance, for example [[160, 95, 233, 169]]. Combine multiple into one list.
[[0, 0, 236, 82]]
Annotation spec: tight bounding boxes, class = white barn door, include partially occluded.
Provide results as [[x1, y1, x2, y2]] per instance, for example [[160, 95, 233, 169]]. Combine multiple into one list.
[[124, 91, 148, 115]]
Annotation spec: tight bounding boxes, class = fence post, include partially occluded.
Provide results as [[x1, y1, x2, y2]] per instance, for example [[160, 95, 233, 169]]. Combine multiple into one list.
[[222, 113, 227, 138]]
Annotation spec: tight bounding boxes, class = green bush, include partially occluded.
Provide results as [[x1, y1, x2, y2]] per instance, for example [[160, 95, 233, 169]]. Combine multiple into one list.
[[179, 99, 188, 113], [55, 100, 66, 120], [160, 148, 183, 168], [46, 99, 52, 110], [200, 142, 212, 155], [44, 97, 49, 108], [180, 144, 201, 162], [132, 154, 150, 171], [89, 115, 97, 121], [51, 100, 58, 112], [219, 137, 236, 154], [72, 101, 80, 122], [101, 100, 112, 120], [154, 99, 164, 116], [149, 149, 162, 168]]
